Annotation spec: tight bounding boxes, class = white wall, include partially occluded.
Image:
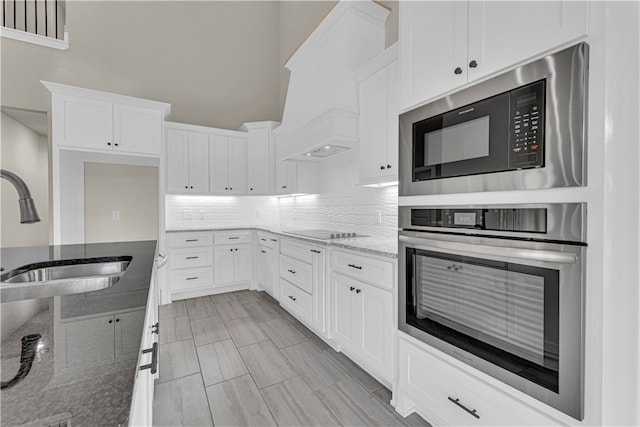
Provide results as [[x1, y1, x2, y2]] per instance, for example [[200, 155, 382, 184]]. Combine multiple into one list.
[[0, 112, 49, 247], [84, 163, 158, 243]]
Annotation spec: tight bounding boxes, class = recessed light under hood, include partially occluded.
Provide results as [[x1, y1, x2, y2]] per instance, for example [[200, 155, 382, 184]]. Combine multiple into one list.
[[304, 145, 349, 159]]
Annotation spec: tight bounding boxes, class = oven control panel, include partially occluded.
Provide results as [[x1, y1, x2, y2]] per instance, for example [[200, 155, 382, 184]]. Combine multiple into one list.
[[411, 208, 547, 234], [509, 79, 546, 169]]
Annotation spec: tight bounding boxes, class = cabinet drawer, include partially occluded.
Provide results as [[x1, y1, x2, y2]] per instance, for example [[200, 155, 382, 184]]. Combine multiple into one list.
[[170, 267, 214, 291], [399, 338, 559, 426], [280, 238, 317, 264], [279, 254, 312, 294], [170, 247, 213, 269], [279, 278, 312, 325], [257, 232, 279, 249], [215, 230, 252, 245], [168, 232, 213, 248], [331, 250, 394, 290]]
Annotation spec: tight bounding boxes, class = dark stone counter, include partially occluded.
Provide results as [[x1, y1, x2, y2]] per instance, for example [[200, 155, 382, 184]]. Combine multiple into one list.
[[0, 240, 157, 426]]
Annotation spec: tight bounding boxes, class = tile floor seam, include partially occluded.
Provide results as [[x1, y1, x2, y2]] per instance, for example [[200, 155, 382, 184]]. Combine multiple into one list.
[[193, 338, 216, 423]]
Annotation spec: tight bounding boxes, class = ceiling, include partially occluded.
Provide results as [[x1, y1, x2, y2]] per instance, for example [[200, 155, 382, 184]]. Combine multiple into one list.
[[0, 1, 396, 132], [1, 107, 47, 136]]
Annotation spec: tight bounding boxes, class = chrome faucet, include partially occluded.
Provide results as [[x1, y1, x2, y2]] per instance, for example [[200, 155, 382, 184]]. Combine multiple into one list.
[[0, 169, 41, 224]]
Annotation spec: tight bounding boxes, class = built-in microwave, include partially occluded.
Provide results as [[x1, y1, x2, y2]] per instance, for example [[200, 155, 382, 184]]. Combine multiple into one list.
[[399, 42, 588, 196]]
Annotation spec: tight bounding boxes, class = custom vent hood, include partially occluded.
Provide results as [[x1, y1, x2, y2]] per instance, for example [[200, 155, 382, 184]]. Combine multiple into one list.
[[277, 0, 389, 162]]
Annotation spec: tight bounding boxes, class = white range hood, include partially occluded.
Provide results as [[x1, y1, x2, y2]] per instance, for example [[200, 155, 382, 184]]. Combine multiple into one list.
[[277, 0, 389, 162]]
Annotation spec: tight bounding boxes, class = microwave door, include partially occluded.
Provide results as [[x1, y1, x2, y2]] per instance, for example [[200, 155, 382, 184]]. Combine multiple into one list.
[[412, 92, 511, 182]]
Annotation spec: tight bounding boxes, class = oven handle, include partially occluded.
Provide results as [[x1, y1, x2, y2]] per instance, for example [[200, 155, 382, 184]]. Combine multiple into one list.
[[399, 235, 577, 264]]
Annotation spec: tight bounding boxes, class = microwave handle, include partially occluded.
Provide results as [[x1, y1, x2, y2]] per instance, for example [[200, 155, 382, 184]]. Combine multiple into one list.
[[398, 235, 577, 264]]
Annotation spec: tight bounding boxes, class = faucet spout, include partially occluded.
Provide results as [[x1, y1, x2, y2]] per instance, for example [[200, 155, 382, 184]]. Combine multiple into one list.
[[0, 169, 41, 224]]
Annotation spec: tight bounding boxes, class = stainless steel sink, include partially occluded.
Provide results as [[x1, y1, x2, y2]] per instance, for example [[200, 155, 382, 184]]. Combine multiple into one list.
[[1, 256, 131, 302]]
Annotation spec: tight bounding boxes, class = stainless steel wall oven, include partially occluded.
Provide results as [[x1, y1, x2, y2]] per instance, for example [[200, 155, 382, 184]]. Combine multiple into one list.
[[399, 42, 588, 195], [398, 204, 586, 420]]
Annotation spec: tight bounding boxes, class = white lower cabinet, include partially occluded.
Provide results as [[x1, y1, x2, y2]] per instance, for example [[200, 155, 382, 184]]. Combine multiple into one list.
[[214, 244, 252, 285], [256, 232, 279, 299], [330, 272, 393, 381], [168, 231, 215, 299], [278, 238, 326, 335], [396, 334, 561, 427]]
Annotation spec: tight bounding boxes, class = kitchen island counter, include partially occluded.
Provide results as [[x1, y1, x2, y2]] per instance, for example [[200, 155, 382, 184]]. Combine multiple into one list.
[[0, 240, 157, 427]]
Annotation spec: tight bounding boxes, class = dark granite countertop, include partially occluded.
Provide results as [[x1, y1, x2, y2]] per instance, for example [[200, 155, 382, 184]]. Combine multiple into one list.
[[0, 240, 157, 427]]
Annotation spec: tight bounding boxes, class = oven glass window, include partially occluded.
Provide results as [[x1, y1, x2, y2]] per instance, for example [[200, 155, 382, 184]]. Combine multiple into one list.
[[406, 248, 559, 392], [424, 116, 490, 166]]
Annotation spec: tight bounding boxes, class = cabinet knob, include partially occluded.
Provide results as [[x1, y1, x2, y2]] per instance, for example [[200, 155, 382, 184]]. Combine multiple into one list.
[[190, 186, 193, 189], [250, 187, 253, 191], [454, 67, 463, 75], [350, 286, 355, 291], [225, 187, 228, 190], [380, 165, 385, 170], [230, 248, 233, 252], [235, 248, 238, 251], [387, 164, 391, 169], [469, 60, 478, 68], [356, 289, 361, 294], [185, 186, 188, 189], [108, 319, 113, 324], [107, 142, 112, 146], [283, 185, 287, 189], [116, 318, 120, 322], [230, 187, 232, 190], [114, 143, 119, 147]]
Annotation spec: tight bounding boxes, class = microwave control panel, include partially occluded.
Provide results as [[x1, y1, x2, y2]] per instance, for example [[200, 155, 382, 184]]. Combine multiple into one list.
[[411, 208, 547, 234], [509, 79, 546, 169]]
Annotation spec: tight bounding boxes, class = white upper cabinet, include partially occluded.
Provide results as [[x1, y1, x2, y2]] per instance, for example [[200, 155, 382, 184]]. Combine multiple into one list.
[[399, 1, 588, 110], [356, 44, 399, 186], [166, 128, 209, 193], [45, 82, 170, 157], [210, 134, 247, 195], [242, 121, 279, 195], [61, 96, 114, 151], [113, 104, 163, 156], [276, 161, 298, 194]]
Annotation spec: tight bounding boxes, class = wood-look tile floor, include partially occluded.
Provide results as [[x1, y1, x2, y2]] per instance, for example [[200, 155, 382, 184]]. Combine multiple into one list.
[[153, 290, 431, 427]]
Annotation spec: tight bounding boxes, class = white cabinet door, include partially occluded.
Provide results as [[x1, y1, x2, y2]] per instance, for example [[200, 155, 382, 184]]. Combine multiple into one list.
[[247, 128, 270, 195], [228, 136, 247, 194], [210, 134, 230, 193], [64, 315, 115, 368], [113, 104, 162, 155], [276, 161, 298, 194], [386, 60, 400, 173], [258, 246, 275, 295], [215, 246, 235, 284], [60, 96, 113, 150], [359, 67, 389, 182], [467, 1, 588, 82], [234, 244, 252, 283], [166, 129, 189, 193], [331, 274, 358, 352], [115, 309, 145, 361], [358, 282, 393, 379], [188, 132, 210, 193], [310, 247, 326, 335], [399, 1, 468, 109]]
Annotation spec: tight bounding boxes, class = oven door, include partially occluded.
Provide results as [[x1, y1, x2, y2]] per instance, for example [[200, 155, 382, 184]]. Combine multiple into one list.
[[398, 231, 584, 420]]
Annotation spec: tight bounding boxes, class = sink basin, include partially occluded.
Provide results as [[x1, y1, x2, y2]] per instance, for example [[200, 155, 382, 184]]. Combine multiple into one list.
[[1, 256, 131, 302]]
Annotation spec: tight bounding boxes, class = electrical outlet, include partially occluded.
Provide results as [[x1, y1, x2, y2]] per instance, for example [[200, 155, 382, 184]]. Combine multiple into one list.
[[375, 210, 382, 225], [183, 210, 193, 220], [112, 211, 121, 220]]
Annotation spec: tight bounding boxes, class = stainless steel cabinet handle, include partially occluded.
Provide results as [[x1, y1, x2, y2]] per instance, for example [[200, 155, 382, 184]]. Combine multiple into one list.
[[270, 239, 278, 242], [288, 269, 296, 274], [229, 237, 240, 240], [185, 239, 199, 242], [447, 397, 479, 419], [140, 342, 158, 375], [261, 250, 266, 254], [310, 249, 321, 254], [186, 256, 199, 260], [186, 277, 198, 280], [288, 295, 296, 301], [260, 238, 267, 241], [348, 264, 362, 270]]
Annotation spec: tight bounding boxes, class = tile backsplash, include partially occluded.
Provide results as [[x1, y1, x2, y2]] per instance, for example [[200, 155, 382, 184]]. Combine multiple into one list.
[[165, 186, 398, 237]]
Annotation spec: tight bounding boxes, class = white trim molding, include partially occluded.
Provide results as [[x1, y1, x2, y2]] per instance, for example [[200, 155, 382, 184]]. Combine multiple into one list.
[[1, 26, 69, 50]]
